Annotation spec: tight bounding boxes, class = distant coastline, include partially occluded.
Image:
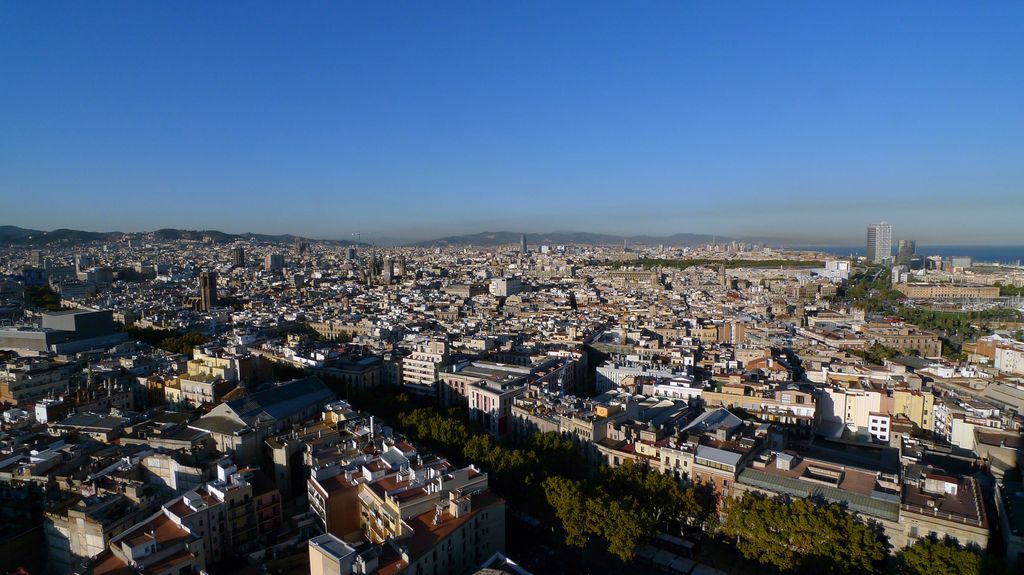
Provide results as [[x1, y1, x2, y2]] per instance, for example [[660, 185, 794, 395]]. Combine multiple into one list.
[[789, 245, 1024, 265]]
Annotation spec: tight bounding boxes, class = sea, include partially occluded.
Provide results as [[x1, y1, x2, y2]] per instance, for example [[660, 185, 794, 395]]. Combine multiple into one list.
[[786, 245, 1024, 266]]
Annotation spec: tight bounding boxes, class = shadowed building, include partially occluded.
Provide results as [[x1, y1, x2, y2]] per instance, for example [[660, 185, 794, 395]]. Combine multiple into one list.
[[199, 271, 218, 311]]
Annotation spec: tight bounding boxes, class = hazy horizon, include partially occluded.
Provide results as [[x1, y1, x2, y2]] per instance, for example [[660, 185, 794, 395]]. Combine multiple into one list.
[[3, 2, 1023, 244], [4, 222, 1024, 248]]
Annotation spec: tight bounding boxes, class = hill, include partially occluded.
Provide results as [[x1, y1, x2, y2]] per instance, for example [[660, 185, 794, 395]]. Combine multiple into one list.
[[0, 225, 364, 246]]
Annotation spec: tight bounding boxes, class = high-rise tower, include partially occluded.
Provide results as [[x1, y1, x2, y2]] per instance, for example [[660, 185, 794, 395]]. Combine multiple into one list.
[[265, 253, 285, 271], [896, 239, 916, 265], [231, 247, 245, 268], [867, 222, 892, 264]]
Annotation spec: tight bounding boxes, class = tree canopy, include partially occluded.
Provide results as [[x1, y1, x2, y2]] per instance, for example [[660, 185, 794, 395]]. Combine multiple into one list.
[[25, 284, 62, 311], [893, 537, 985, 575], [544, 460, 715, 562], [124, 325, 209, 357], [720, 493, 887, 575]]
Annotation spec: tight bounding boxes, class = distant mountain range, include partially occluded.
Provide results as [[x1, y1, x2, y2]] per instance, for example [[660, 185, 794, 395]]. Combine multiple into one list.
[[0, 225, 364, 246], [0, 225, 115, 245], [415, 231, 730, 247], [1, 225, 814, 248]]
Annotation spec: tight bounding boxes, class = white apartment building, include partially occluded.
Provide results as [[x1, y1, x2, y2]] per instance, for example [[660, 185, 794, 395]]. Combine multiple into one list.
[[995, 341, 1024, 375], [868, 413, 891, 442], [401, 340, 450, 393]]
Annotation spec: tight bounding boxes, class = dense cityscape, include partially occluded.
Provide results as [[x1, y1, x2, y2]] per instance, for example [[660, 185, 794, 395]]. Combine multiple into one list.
[[5, 3, 1023, 574], [0, 225, 1022, 575]]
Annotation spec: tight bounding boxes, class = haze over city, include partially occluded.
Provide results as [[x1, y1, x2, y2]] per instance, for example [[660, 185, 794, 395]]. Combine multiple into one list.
[[2, 2, 1023, 244]]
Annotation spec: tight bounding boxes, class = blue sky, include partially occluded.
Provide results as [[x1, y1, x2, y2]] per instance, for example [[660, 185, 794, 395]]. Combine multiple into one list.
[[2, 2, 1022, 244]]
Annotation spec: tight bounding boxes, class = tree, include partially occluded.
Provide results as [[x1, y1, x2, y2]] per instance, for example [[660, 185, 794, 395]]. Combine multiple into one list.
[[721, 494, 802, 572], [643, 468, 688, 526], [462, 434, 497, 465], [894, 537, 984, 575], [541, 460, 706, 562], [679, 482, 717, 529], [599, 460, 647, 502], [530, 431, 586, 480], [587, 495, 653, 562], [720, 493, 886, 575], [543, 476, 590, 548], [861, 342, 900, 365], [25, 285, 62, 310]]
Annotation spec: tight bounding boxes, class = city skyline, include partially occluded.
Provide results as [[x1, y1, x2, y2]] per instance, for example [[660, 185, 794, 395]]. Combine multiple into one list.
[[3, 2, 1023, 244]]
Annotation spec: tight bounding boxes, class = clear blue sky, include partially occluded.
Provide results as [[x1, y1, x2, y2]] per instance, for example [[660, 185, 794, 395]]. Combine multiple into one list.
[[2, 2, 1022, 244]]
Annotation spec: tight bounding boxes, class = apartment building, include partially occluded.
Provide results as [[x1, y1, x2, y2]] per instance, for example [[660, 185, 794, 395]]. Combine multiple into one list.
[[683, 409, 765, 499], [45, 488, 160, 573], [466, 380, 526, 438], [994, 340, 1024, 375], [402, 340, 451, 396], [438, 361, 530, 408], [702, 376, 816, 433], [900, 465, 989, 550], [190, 376, 334, 464], [88, 507, 207, 575], [511, 389, 637, 463], [889, 387, 935, 431], [0, 358, 73, 405], [306, 440, 505, 575], [308, 485, 505, 575]]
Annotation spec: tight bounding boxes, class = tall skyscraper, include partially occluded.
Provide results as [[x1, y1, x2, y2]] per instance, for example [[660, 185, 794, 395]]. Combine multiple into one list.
[[896, 240, 916, 265], [199, 271, 218, 311], [265, 253, 285, 271], [867, 222, 892, 264], [520, 234, 528, 254], [231, 247, 246, 268], [75, 254, 94, 273]]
